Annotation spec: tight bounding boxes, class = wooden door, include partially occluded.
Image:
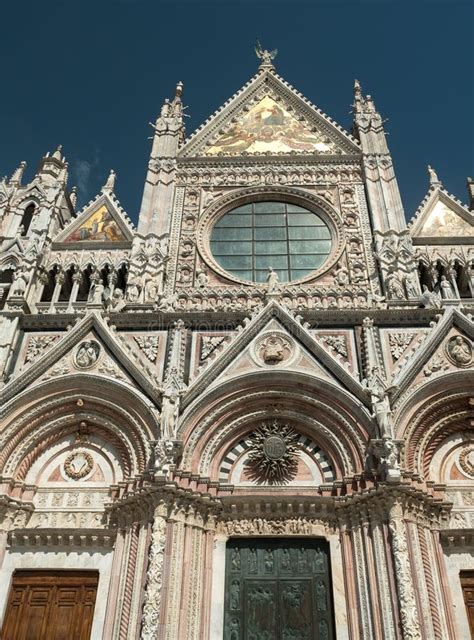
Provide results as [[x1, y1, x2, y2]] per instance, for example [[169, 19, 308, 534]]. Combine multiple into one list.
[[1, 570, 98, 640], [224, 539, 335, 639], [461, 571, 474, 639]]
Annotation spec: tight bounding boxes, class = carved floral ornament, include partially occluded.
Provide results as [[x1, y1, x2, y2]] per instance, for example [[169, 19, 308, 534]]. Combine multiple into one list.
[[63, 450, 94, 480], [194, 187, 346, 288]]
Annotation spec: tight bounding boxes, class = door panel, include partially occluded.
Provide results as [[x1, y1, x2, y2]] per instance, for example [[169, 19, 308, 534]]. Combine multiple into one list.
[[0, 571, 99, 640], [224, 539, 334, 640], [245, 580, 278, 639], [460, 571, 474, 638]]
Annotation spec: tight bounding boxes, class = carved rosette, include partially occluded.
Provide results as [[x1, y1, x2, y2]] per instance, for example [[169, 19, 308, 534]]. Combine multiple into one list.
[[140, 513, 167, 640], [246, 421, 299, 484], [389, 505, 422, 640]]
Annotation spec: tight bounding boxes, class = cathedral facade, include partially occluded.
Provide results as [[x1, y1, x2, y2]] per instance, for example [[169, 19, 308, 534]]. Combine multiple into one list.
[[0, 51, 473, 639]]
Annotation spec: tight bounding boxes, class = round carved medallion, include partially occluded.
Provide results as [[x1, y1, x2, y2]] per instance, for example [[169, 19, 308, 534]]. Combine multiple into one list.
[[459, 446, 474, 478], [246, 421, 299, 485], [263, 435, 287, 460], [64, 450, 94, 480], [445, 335, 472, 367], [254, 332, 294, 367], [74, 340, 101, 370]]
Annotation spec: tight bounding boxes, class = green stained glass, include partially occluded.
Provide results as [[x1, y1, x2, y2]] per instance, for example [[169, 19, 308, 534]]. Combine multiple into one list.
[[210, 201, 332, 283]]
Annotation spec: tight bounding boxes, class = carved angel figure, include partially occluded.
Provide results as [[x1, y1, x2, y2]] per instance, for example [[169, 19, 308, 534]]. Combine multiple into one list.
[[255, 39, 278, 66]]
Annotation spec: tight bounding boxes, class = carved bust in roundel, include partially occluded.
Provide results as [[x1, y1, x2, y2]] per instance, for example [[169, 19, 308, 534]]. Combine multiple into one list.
[[74, 340, 101, 369], [258, 334, 292, 365], [445, 335, 472, 367]]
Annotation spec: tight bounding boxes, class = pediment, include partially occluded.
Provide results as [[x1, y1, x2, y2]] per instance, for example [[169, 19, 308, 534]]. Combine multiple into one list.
[[0, 312, 161, 407], [391, 308, 474, 403], [180, 71, 360, 158], [410, 188, 474, 243], [53, 192, 134, 246], [182, 301, 367, 409]]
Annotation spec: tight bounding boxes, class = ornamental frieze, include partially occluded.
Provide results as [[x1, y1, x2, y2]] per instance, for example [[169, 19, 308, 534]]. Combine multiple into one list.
[[218, 516, 336, 536], [175, 164, 362, 188]]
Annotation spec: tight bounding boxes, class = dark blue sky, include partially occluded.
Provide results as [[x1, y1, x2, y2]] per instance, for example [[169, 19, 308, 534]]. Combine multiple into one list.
[[1, 1, 472, 224]]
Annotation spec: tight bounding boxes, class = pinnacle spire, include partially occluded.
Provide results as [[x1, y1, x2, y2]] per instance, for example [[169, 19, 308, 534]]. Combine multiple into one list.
[[52, 144, 63, 161], [10, 161, 27, 184]]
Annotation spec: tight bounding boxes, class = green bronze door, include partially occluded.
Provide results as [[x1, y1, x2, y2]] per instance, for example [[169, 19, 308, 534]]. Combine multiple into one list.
[[224, 539, 334, 640]]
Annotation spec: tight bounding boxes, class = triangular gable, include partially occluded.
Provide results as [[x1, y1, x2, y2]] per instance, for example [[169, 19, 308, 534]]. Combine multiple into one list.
[[409, 188, 474, 243], [0, 312, 161, 408], [181, 301, 368, 409], [54, 192, 134, 246], [391, 308, 474, 402], [180, 70, 360, 158]]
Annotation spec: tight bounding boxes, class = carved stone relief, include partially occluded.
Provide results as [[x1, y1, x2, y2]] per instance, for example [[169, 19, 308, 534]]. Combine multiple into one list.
[[445, 335, 472, 367], [253, 332, 294, 367], [134, 335, 160, 362], [25, 335, 60, 364], [245, 421, 299, 484], [74, 340, 101, 369], [63, 450, 94, 480]]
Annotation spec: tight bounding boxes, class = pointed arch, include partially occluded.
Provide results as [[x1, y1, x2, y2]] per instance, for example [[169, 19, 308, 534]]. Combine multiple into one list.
[[179, 370, 372, 481]]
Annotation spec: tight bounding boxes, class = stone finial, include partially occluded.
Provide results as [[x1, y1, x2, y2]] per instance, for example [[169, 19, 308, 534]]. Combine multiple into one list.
[[52, 144, 63, 161], [354, 79, 362, 99], [255, 39, 278, 71], [70, 186, 78, 208], [102, 169, 116, 193], [10, 161, 27, 184], [467, 176, 474, 211], [175, 81, 183, 99], [427, 164, 441, 186]]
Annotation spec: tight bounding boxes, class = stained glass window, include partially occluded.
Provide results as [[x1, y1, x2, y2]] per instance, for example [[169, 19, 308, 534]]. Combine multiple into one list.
[[210, 202, 331, 283]]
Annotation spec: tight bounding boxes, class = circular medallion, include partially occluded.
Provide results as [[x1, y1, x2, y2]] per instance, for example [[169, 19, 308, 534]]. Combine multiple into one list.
[[74, 340, 101, 370], [263, 435, 287, 460], [64, 450, 94, 480], [246, 421, 299, 484], [459, 446, 474, 478], [253, 332, 295, 367], [445, 335, 473, 367]]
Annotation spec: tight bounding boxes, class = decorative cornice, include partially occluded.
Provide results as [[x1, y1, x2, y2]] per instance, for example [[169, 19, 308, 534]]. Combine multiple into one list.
[[8, 528, 117, 547]]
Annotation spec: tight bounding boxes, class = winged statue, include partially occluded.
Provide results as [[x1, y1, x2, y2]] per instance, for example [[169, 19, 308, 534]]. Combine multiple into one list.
[[255, 39, 278, 66]]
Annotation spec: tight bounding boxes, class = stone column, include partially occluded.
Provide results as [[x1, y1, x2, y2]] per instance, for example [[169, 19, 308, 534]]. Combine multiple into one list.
[[140, 504, 168, 640], [48, 269, 65, 313], [66, 269, 82, 313], [388, 503, 422, 640], [128, 524, 151, 638], [370, 511, 397, 640], [163, 506, 187, 640], [350, 513, 374, 640]]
